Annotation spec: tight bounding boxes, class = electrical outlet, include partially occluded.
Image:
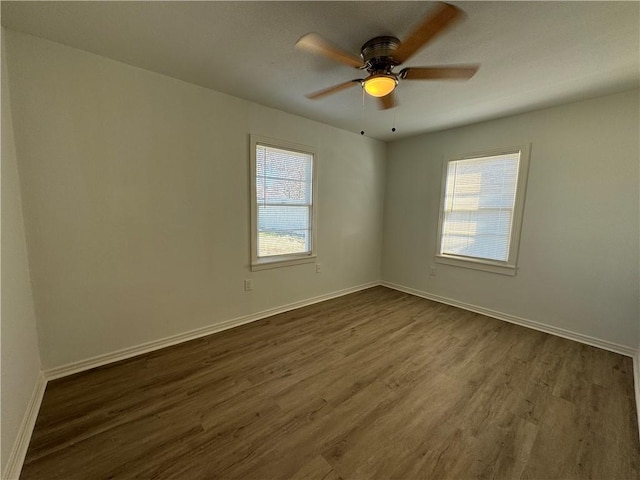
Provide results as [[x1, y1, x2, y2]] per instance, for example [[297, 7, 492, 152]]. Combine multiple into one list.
[[429, 266, 437, 278], [316, 263, 321, 273], [244, 279, 253, 291]]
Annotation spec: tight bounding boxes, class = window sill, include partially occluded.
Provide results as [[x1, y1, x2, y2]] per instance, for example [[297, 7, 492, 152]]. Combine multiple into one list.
[[251, 254, 316, 271], [435, 255, 517, 276]]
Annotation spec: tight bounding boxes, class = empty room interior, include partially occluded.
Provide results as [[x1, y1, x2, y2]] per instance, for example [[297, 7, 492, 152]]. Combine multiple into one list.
[[2, 1, 640, 479]]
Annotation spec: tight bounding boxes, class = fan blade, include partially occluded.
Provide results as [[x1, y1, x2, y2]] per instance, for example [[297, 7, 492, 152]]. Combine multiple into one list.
[[296, 33, 363, 68], [393, 2, 463, 64], [400, 65, 479, 80], [378, 91, 396, 110], [306, 79, 362, 99]]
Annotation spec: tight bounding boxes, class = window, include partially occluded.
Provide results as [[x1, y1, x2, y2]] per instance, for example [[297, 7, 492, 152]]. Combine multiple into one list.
[[250, 135, 317, 270], [435, 144, 530, 275]]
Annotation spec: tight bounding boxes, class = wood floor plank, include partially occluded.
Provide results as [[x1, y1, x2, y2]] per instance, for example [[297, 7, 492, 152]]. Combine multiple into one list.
[[20, 287, 640, 479]]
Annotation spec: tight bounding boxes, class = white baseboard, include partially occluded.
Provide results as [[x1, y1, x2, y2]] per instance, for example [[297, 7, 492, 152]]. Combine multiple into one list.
[[634, 353, 640, 442], [381, 281, 636, 358], [2, 372, 47, 480], [44, 281, 379, 380], [45, 278, 636, 377]]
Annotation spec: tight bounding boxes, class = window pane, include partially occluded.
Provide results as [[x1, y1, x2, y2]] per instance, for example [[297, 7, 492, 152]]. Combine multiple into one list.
[[441, 153, 520, 262], [442, 210, 512, 260], [258, 205, 311, 257]]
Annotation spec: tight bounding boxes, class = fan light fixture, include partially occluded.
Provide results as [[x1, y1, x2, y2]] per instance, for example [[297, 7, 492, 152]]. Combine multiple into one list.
[[296, 3, 480, 110], [363, 74, 397, 98]]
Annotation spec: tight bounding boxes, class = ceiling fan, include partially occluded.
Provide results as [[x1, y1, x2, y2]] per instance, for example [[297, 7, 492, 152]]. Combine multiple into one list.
[[295, 2, 479, 110]]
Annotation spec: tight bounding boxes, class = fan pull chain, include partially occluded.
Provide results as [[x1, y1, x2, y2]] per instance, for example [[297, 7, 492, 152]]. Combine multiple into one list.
[[392, 112, 397, 133], [360, 87, 366, 135]]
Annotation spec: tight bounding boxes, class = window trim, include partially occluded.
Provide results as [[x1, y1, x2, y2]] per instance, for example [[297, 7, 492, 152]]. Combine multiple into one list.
[[434, 144, 531, 276], [250, 135, 318, 271]]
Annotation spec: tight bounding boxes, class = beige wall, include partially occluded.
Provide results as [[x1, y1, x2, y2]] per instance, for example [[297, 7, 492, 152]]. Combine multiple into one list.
[[382, 89, 640, 349], [1, 33, 43, 475], [3, 30, 386, 369]]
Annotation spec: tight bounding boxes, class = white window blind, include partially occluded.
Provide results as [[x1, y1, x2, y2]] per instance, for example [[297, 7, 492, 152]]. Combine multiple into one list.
[[256, 144, 314, 258], [440, 152, 521, 262]]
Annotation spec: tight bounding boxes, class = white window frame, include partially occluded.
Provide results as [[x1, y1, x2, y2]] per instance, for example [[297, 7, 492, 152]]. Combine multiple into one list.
[[250, 135, 318, 271], [435, 144, 531, 276]]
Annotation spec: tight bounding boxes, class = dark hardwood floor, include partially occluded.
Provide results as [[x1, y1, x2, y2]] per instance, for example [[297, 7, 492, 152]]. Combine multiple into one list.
[[20, 287, 639, 479]]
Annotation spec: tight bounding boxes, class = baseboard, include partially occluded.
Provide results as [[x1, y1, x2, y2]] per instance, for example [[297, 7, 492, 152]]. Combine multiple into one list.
[[44, 281, 380, 381], [381, 281, 636, 358], [2, 372, 47, 480], [44, 278, 635, 377], [634, 353, 640, 442]]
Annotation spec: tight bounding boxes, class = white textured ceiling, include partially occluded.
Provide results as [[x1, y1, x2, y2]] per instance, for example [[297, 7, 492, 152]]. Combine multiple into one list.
[[2, 1, 639, 141]]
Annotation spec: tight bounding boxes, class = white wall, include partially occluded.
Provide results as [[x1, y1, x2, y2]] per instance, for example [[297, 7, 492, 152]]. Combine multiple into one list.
[[3, 30, 386, 370], [382, 89, 640, 350], [1, 32, 43, 476]]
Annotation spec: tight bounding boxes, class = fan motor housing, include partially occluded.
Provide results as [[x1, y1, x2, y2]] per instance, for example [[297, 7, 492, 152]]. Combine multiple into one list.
[[361, 36, 401, 73]]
